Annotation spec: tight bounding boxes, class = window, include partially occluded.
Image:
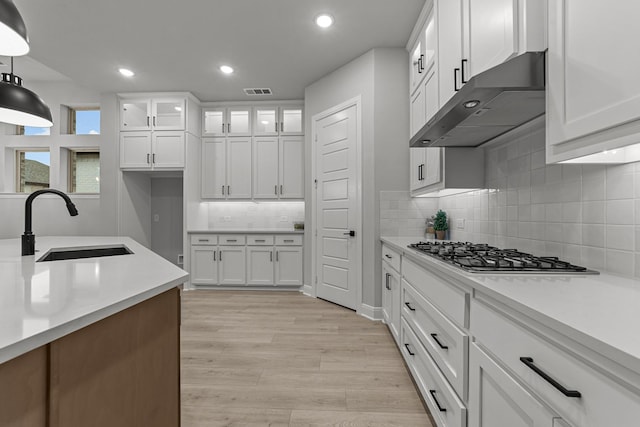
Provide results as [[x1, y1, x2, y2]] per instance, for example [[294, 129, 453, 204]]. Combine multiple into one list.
[[69, 107, 100, 135], [16, 150, 50, 193], [16, 126, 51, 136], [69, 150, 100, 193]]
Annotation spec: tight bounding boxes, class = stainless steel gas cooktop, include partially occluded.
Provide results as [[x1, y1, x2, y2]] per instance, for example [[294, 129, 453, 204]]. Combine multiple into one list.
[[408, 242, 599, 274]]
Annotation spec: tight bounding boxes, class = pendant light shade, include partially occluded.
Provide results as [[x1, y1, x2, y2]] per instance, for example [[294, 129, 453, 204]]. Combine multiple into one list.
[[0, 71, 52, 127], [0, 0, 29, 56]]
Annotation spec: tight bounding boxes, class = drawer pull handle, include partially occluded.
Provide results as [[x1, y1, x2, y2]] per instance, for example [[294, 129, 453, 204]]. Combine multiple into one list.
[[284, 239, 294, 243], [385, 273, 391, 290], [519, 357, 582, 398], [404, 343, 415, 356], [430, 333, 448, 350], [385, 254, 392, 259], [256, 239, 265, 242], [429, 390, 447, 412], [227, 239, 237, 242], [404, 302, 416, 312], [198, 239, 208, 242]]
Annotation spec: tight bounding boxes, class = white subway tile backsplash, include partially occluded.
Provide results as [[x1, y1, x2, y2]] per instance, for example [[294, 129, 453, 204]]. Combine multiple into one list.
[[606, 249, 635, 277], [582, 224, 605, 248], [606, 225, 634, 251], [606, 200, 634, 225], [582, 201, 605, 224]]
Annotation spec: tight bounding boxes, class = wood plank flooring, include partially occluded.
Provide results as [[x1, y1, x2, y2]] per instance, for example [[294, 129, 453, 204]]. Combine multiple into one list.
[[181, 290, 434, 427]]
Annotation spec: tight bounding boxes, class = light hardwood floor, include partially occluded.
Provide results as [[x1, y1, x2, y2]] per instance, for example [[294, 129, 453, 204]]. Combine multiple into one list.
[[181, 290, 434, 427]]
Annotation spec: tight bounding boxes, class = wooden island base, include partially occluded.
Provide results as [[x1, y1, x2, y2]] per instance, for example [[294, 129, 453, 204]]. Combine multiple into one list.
[[0, 288, 180, 427]]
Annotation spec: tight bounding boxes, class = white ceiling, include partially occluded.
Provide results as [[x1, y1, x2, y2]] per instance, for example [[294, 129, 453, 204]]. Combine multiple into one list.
[[13, 0, 424, 101]]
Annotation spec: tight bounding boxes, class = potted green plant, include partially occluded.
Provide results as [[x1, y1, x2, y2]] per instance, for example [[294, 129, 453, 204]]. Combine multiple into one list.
[[433, 210, 448, 240]]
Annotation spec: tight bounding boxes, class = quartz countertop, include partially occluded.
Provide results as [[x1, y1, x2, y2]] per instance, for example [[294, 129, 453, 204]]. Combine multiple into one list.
[[188, 229, 304, 234], [0, 236, 188, 364], [381, 236, 640, 375]]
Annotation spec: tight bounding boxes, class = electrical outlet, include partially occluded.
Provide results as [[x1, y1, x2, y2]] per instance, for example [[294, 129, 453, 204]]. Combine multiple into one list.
[[280, 216, 288, 222], [153, 214, 160, 222], [456, 218, 465, 229], [224, 216, 232, 222], [177, 254, 184, 265]]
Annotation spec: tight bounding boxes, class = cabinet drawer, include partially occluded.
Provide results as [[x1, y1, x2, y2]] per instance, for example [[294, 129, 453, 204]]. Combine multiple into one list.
[[190, 234, 217, 245], [247, 235, 274, 245], [403, 258, 469, 329], [401, 319, 467, 427], [471, 298, 640, 427], [402, 280, 468, 400], [275, 235, 302, 245], [381, 244, 401, 272], [218, 235, 246, 245]]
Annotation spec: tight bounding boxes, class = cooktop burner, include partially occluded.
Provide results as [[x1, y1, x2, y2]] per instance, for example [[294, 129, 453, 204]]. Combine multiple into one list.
[[408, 242, 599, 274]]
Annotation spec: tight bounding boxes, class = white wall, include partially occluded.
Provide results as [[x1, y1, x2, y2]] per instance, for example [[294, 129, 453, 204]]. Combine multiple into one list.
[[305, 48, 409, 308], [0, 82, 119, 239]]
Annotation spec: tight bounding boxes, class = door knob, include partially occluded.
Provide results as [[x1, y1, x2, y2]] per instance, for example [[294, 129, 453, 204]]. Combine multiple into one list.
[[343, 230, 355, 237]]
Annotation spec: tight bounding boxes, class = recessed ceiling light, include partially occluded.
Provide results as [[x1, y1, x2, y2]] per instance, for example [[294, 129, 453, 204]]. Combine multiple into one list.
[[220, 65, 234, 74], [261, 120, 269, 125], [315, 14, 334, 28], [118, 68, 135, 77], [174, 106, 182, 112], [463, 100, 480, 108]]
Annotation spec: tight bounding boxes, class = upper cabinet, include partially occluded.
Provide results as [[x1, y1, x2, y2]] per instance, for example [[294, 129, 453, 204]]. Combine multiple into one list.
[[121, 98, 186, 131], [253, 105, 303, 136], [202, 107, 251, 137], [546, 1, 640, 163]]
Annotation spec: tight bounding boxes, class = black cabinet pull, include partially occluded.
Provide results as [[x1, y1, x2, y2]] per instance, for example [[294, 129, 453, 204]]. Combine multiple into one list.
[[385, 273, 391, 290], [420, 54, 425, 71], [404, 302, 416, 311], [226, 239, 237, 242], [280, 185, 283, 194], [152, 153, 156, 164], [219, 250, 222, 261], [275, 185, 278, 195], [519, 357, 581, 398], [222, 123, 225, 133], [430, 333, 449, 350], [385, 254, 392, 259], [146, 153, 150, 164], [222, 185, 225, 195], [153, 116, 156, 127], [280, 122, 284, 133], [276, 251, 279, 261], [227, 123, 231, 133], [418, 56, 423, 74], [213, 251, 216, 261], [227, 185, 230, 195], [461, 59, 468, 83], [270, 251, 273, 262], [284, 239, 294, 243], [404, 343, 415, 356], [429, 390, 447, 412], [454, 68, 460, 91], [146, 116, 150, 126]]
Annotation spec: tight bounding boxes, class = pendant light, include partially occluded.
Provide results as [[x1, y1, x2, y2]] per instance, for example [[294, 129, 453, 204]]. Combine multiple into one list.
[[0, 57, 52, 127], [0, 0, 29, 56]]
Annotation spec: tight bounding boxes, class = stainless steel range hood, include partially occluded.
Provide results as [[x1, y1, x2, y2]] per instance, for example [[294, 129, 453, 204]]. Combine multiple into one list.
[[410, 52, 545, 148]]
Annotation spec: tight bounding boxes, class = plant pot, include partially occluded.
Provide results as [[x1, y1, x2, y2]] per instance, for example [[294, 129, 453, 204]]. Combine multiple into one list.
[[435, 230, 446, 240]]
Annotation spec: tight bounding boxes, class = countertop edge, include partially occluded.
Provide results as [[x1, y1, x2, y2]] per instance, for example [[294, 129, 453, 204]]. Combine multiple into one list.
[[380, 237, 640, 379], [188, 229, 305, 234]]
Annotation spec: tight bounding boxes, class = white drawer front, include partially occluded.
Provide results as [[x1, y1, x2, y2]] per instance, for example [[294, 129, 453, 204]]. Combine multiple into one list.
[[247, 235, 275, 245], [275, 235, 302, 245], [382, 244, 401, 272], [190, 234, 217, 245], [403, 258, 469, 329], [402, 280, 468, 400], [401, 319, 467, 427], [218, 235, 246, 245], [471, 299, 640, 427]]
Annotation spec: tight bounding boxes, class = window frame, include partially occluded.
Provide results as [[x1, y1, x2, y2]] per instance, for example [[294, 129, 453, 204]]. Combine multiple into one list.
[[68, 148, 100, 194], [68, 107, 101, 135], [15, 148, 51, 193]]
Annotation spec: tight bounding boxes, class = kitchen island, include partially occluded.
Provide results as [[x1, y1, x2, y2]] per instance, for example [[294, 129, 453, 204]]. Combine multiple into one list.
[[0, 236, 188, 427]]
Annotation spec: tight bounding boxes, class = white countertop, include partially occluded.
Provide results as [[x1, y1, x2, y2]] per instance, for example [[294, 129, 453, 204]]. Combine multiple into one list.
[[381, 237, 640, 375], [0, 236, 188, 364], [188, 229, 304, 234]]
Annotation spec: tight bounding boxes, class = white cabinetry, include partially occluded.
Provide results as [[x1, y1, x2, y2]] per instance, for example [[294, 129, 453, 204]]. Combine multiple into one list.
[[381, 244, 401, 344], [410, 147, 442, 194], [253, 136, 304, 199], [546, 1, 640, 163], [202, 137, 252, 199], [253, 105, 303, 136], [219, 246, 246, 285], [202, 107, 251, 136], [274, 246, 303, 286], [190, 245, 218, 285], [120, 98, 186, 131]]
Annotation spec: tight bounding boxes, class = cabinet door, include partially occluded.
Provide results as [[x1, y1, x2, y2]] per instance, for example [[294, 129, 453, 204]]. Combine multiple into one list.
[[437, 0, 464, 106], [246, 246, 274, 285], [410, 38, 424, 93], [423, 147, 442, 187], [469, 343, 557, 427], [410, 148, 425, 191], [120, 132, 152, 169], [152, 131, 184, 169], [190, 246, 218, 285], [253, 137, 279, 199], [279, 136, 304, 199], [382, 262, 393, 326], [227, 107, 251, 136], [547, 1, 640, 157], [467, 0, 516, 77], [227, 137, 252, 199], [389, 268, 400, 343], [152, 99, 185, 131], [275, 246, 302, 286], [202, 138, 226, 199], [424, 67, 439, 124], [410, 86, 426, 137], [219, 246, 246, 285], [121, 99, 151, 131], [203, 108, 226, 136], [280, 107, 303, 135], [254, 106, 279, 135]]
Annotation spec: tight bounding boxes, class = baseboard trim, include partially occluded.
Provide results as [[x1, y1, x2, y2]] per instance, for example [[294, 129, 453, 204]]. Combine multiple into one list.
[[301, 284, 314, 297], [359, 304, 383, 321]]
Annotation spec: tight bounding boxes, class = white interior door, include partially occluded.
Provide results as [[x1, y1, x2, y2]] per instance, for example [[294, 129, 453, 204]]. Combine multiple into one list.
[[315, 104, 359, 310]]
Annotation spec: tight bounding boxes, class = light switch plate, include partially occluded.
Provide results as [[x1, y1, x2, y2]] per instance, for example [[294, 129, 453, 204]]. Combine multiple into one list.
[[456, 218, 465, 229]]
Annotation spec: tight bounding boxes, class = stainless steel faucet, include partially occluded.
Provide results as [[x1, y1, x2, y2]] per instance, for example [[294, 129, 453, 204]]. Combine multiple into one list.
[[22, 189, 78, 256]]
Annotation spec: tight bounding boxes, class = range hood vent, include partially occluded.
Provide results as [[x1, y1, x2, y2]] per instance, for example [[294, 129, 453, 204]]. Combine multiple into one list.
[[410, 52, 545, 148]]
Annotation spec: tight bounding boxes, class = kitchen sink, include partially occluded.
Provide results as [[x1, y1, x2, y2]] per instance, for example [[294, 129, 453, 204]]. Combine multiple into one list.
[[37, 245, 133, 262]]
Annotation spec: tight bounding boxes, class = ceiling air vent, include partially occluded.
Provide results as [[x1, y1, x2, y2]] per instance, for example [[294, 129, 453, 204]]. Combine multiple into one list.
[[243, 88, 272, 96]]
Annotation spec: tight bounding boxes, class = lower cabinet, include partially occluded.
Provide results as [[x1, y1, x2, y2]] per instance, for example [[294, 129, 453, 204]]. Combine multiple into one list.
[[382, 260, 400, 343], [468, 343, 558, 427], [190, 234, 303, 287]]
